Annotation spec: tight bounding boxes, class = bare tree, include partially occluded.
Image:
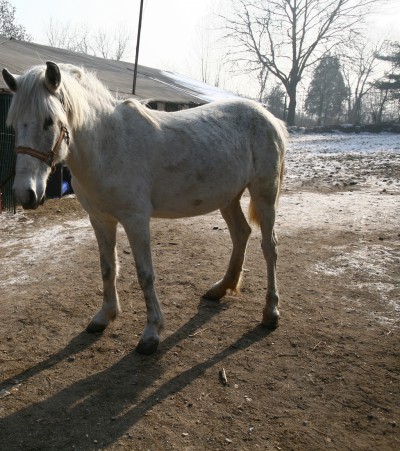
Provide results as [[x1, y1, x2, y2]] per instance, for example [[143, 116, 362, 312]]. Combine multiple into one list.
[[114, 26, 132, 61], [94, 30, 111, 59], [198, 31, 212, 84], [190, 17, 228, 87], [47, 18, 91, 53], [46, 19, 132, 61], [341, 37, 388, 124], [222, 0, 378, 125], [93, 26, 132, 61], [256, 66, 269, 102], [47, 18, 70, 49], [74, 25, 91, 55], [366, 89, 390, 124]]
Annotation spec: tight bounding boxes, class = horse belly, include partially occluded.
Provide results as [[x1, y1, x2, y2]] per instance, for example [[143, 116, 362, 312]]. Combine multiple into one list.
[[152, 194, 235, 219], [151, 163, 249, 219]]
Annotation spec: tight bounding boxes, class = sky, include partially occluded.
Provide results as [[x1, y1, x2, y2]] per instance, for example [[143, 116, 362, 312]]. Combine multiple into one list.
[[10, 0, 400, 97], [11, 0, 218, 68]]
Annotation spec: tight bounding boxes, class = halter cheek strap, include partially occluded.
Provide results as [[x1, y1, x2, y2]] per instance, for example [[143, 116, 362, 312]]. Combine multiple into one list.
[[16, 126, 70, 172]]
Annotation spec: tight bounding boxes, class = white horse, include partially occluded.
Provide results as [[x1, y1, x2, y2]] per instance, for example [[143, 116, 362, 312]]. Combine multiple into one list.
[[3, 62, 287, 354]]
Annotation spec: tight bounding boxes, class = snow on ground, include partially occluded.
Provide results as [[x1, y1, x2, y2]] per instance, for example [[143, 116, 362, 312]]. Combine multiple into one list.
[[286, 132, 400, 191], [289, 131, 400, 154], [0, 215, 93, 289]]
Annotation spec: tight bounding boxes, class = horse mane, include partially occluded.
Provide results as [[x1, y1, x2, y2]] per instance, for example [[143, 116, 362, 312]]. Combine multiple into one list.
[[7, 64, 116, 129]]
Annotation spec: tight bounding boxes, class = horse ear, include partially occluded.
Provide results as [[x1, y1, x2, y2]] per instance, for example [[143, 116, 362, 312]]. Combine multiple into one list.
[[45, 61, 61, 92], [2, 68, 17, 92]]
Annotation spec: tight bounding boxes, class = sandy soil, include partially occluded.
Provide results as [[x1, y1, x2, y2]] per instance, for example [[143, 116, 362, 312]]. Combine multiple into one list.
[[0, 133, 399, 450]]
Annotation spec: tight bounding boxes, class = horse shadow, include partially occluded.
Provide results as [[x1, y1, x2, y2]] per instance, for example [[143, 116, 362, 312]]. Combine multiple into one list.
[[0, 297, 272, 449]]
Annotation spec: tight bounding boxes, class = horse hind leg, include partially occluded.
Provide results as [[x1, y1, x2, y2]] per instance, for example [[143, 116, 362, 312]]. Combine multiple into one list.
[[248, 191, 280, 329], [203, 194, 251, 300]]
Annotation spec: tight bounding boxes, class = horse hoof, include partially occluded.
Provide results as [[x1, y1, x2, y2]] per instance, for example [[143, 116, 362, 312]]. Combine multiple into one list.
[[203, 285, 226, 301], [136, 337, 159, 355], [202, 292, 221, 301], [86, 321, 108, 333], [261, 313, 279, 330]]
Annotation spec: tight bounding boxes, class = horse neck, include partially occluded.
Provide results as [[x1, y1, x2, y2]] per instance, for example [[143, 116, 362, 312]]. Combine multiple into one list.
[[66, 94, 115, 177]]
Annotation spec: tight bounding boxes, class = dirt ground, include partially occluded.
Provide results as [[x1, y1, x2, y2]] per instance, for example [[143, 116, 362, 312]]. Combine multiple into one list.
[[0, 133, 399, 450]]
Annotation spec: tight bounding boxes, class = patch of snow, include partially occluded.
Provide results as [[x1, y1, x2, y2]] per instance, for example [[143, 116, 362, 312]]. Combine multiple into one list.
[[311, 245, 399, 325], [277, 191, 399, 233], [0, 218, 93, 288], [289, 133, 400, 154]]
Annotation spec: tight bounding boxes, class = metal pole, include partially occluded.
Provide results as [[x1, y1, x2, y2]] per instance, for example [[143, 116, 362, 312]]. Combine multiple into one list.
[[132, 0, 144, 95]]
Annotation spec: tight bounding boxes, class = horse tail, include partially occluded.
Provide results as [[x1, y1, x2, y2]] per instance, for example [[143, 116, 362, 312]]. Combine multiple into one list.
[[248, 197, 260, 226], [248, 116, 287, 227]]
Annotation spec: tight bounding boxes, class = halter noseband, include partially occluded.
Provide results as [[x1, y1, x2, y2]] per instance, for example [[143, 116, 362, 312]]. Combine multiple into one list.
[[16, 126, 70, 172]]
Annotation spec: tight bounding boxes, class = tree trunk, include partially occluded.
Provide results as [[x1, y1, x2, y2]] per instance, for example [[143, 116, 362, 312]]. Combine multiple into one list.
[[286, 84, 297, 126], [351, 97, 362, 124]]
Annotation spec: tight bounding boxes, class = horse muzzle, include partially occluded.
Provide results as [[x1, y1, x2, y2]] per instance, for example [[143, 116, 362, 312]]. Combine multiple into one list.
[[15, 188, 45, 210]]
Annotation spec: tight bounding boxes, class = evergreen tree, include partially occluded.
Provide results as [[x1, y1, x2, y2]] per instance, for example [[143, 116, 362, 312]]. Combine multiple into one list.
[[264, 84, 286, 120], [0, 0, 31, 41], [305, 56, 347, 125], [375, 42, 400, 100]]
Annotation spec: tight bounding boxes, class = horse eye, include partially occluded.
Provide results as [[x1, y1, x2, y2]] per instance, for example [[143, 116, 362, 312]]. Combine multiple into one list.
[[44, 117, 54, 130]]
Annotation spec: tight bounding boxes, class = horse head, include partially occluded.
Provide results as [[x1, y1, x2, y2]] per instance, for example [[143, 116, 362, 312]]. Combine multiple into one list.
[[2, 62, 71, 209]]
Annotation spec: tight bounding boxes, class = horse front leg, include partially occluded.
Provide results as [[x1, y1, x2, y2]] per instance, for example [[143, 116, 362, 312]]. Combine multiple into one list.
[[122, 215, 164, 355], [86, 216, 120, 333]]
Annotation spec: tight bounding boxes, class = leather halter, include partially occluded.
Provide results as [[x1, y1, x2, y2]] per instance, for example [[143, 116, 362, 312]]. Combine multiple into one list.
[[16, 126, 70, 172]]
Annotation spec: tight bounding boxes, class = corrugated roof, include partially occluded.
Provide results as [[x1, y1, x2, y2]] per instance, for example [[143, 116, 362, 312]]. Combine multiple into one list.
[[0, 37, 237, 104]]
